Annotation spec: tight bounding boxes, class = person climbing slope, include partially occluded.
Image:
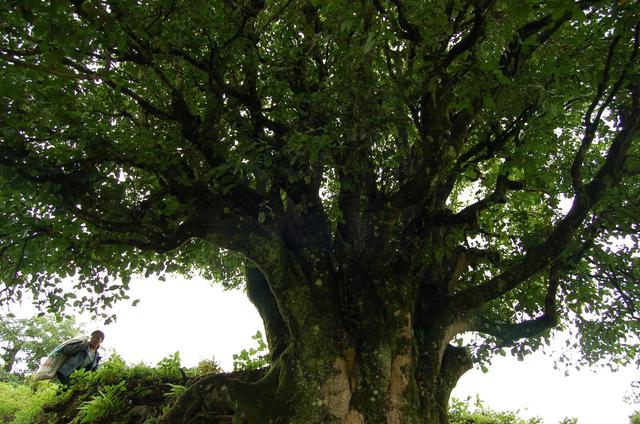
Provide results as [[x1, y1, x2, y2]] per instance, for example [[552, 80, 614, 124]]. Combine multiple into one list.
[[33, 330, 104, 386]]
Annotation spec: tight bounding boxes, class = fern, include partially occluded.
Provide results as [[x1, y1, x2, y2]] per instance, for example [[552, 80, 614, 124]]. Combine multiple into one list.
[[74, 381, 127, 423], [163, 383, 186, 402]]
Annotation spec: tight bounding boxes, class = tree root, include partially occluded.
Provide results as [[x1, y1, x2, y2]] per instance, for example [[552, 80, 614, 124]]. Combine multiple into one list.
[[158, 368, 267, 424]]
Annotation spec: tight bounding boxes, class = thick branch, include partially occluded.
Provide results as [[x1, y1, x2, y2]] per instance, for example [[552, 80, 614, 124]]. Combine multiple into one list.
[[444, 0, 495, 66], [388, 0, 421, 42], [435, 344, 473, 419], [1, 145, 271, 261], [449, 107, 640, 311], [499, 11, 572, 78], [473, 267, 560, 346], [455, 105, 534, 170], [447, 21, 640, 311], [442, 174, 524, 228]]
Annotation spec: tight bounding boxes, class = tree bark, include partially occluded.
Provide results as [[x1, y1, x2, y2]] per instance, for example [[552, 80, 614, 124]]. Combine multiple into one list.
[[161, 261, 471, 423], [245, 266, 289, 361], [1, 346, 19, 373]]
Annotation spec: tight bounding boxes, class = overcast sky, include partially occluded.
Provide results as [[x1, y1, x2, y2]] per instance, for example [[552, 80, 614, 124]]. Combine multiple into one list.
[[6, 275, 638, 424]]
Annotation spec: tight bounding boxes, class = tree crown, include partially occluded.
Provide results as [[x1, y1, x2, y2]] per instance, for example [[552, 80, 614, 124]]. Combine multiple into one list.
[[0, 0, 639, 367]]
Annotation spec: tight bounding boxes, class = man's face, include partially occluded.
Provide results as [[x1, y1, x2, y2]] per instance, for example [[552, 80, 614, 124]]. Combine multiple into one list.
[[89, 334, 103, 349]]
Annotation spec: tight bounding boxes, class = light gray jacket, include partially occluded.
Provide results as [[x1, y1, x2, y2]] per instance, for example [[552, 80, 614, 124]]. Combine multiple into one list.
[[56, 340, 101, 379]]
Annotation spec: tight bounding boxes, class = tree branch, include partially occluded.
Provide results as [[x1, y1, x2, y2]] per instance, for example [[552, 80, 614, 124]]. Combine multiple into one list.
[[158, 368, 267, 424], [602, 265, 640, 320], [499, 11, 571, 78], [444, 0, 495, 66], [446, 23, 640, 312], [388, 0, 421, 42], [571, 34, 624, 195], [246, 265, 288, 361], [0, 134, 271, 261], [473, 266, 560, 346], [436, 344, 473, 408], [441, 174, 524, 228], [455, 105, 534, 170], [448, 108, 639, 312]]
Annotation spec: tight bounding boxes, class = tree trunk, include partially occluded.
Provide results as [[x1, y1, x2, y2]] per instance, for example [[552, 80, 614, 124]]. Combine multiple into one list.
[[160, 322, 467, 423], [2, 346, 19, 373], [160, 261, 470, 423]]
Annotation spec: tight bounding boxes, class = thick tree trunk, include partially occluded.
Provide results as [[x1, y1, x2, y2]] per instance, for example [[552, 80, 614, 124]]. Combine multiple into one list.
[[160, 270, 469, 423], [160, 330, 465, 423], [162, 213, 470, 423]]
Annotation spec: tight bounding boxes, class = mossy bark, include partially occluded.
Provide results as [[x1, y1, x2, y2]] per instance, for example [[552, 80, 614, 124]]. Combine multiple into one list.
[[161, 269, 469, 423], [162, 212, 472, 423]]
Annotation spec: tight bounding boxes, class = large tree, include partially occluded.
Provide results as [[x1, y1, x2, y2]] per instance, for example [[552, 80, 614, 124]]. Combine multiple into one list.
[[0, 314, 81, 373], [0, 0, 639, 423]]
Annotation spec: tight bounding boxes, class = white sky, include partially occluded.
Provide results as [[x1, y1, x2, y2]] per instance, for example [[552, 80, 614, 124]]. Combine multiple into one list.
[[6, 275, 639, 424]]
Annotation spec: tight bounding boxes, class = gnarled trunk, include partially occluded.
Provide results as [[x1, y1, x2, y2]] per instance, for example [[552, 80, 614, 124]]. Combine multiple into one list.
[[160, 259, 471, 423]]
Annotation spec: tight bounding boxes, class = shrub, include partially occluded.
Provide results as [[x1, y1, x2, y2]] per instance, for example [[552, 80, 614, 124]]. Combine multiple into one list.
[[155, 352, 184, 380], [0, 370, 26, 384], [449, 397, 543, 424], [0, 380, 57, 424], [191, 358, 222, 376], [20, 351, 192, 423], [163, 383, 187, 404], [0, 355, 571, 424], [74, 381, 127, 424]]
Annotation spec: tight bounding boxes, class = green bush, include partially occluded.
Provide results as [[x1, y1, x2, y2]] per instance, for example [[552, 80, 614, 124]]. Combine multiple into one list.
[[155, 352, 184, 380], [630, 411, 640, 424], [163, 383, 187, 403], [0, 380, 57, 424], [0, 370, 26, 384], [192, 357, 222, 376], [74, 381, 127, 424], [449, 397, 543, 424], [0, 351, 195, 423], [0, 351, 221, 423]]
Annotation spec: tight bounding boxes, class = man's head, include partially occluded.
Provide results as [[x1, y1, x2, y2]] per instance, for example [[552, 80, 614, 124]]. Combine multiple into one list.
[[89, 330, 105, 349]]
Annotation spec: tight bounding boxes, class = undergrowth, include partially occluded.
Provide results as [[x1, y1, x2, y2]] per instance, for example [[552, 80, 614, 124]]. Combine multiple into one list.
[[0, 355, 596, 423], [0, 351, 221, 424]]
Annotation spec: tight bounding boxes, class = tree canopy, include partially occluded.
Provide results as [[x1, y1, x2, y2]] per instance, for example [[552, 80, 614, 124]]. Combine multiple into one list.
[[0, 0, 639, 423], [0, 315, 81, 373]]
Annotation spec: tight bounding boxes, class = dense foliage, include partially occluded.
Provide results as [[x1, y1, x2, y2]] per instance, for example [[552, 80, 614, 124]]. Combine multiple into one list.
[[0, 352, 223, 424], [0, 379, 56, 424], [1, 0, 639, 422], [0, 314, 81, 373]]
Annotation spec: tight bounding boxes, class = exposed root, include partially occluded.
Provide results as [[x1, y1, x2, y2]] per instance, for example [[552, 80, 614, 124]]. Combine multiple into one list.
[[158, 368, 266, 424]]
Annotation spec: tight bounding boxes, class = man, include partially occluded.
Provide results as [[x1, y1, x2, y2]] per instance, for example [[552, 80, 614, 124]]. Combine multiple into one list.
[[33, 330, 104, 386]]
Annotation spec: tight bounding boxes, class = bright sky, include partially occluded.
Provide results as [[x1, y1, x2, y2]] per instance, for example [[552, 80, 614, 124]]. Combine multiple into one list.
[[7, 275, 639, 424]]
